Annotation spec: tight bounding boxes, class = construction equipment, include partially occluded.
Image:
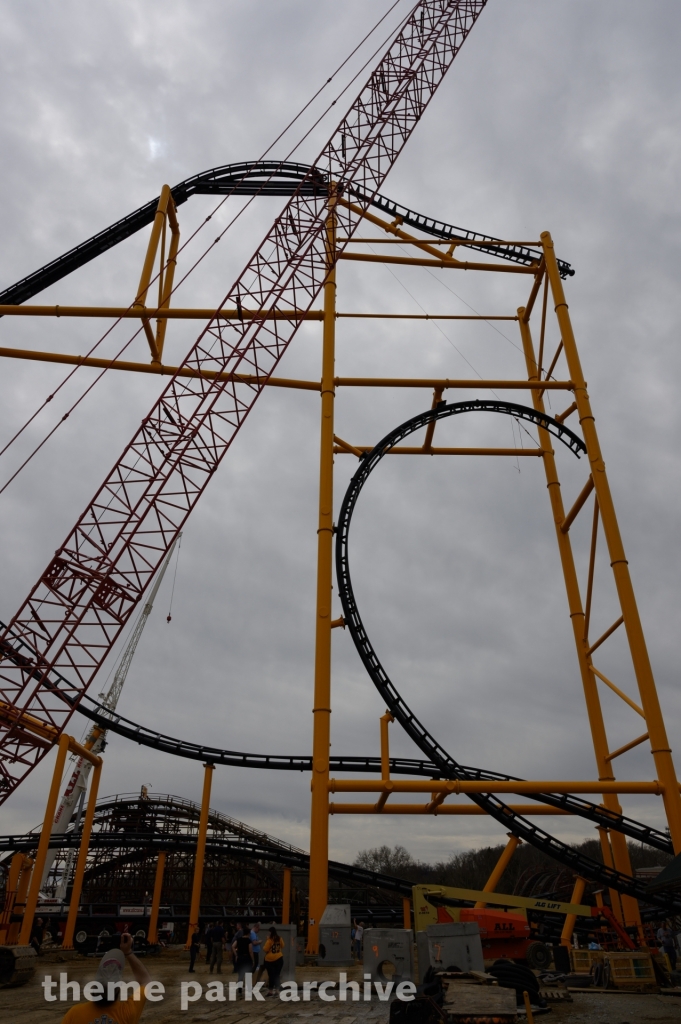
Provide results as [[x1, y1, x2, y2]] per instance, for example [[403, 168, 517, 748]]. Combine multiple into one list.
[[414, 883, 597, 967], [39, 537, 180, 895]]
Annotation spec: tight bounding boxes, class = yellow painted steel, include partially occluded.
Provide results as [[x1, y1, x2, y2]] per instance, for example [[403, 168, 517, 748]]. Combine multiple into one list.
[[185, 763, 215, 948], [380, 713, 394, 780], [518, 299, 643, 930], [14, 194, 680, 950], [335, 446, 543, 457], [0, 305, 324, 319], [329, 802, 571, 815], [147, 852, 167, 944], [474, 835, 521, 908], [543, 230, 681, 852], [307, 186, 338, 956], [19, 734, 70, 944], [282, 867, 292, 926], [0, 854, 32, 943], [597, 828, 624, 926], [62, 757, 103, 950], [561, 876, 587, 946], [329, 779, 662, 795], [339, 251, 534, 273]]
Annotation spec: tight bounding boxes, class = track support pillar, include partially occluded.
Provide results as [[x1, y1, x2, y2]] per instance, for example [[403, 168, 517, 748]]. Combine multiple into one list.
[[62, 755, 103, 949], [308, 186, 338, 955], [475, 834, 520, 908], [19, 734, 70, 944], [147, 851, 167, 945], [561, 876, 586, 947], [185, 762, 214, 948], [282, 867, 292, 926], [542, 231, 681, 855], [517, 302, 642, 930]]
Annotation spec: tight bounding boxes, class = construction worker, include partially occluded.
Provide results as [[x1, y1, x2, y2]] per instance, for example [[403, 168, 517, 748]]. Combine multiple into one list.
[[188, 926, 201, 973], [61, 932, 150, 1024], [209, 920, 225, 973], [353, 919, 364, 961]]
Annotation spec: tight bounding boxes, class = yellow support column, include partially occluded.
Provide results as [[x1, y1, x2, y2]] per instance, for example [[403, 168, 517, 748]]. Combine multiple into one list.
[[0, 854, 32, 944], [474, 835, 520, 908], [596, 828, 624, 926], [185, 763, 214, 948], [307, 186, 338, 955], [19, 734, 70, 944], [147, 852, 167, 944], [282, 868, 292, 926], [542, 231, 681, 854], [517, 306, 642, 930], [61, 758, 103, 950], [561, 876, 586, 947], [402, 897, 411, 931]]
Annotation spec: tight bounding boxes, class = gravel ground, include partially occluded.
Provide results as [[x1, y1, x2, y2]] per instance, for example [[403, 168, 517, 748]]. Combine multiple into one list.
[[3, 951, 681, 1023]]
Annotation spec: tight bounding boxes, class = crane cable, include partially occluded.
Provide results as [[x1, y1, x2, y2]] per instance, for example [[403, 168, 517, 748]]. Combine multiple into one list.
[[0, 0, 412, 491]]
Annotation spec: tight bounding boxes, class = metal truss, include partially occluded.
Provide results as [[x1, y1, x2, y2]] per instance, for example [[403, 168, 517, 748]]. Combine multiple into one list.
[[0, 161, 571, 311], [0, 0, 488, 800]]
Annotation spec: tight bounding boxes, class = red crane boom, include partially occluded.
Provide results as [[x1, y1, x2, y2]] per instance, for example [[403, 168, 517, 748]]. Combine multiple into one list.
[[0, 0, 487, 801]]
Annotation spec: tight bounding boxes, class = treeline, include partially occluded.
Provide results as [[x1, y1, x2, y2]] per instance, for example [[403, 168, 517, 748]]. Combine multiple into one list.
[[354, 841, 670, 898]]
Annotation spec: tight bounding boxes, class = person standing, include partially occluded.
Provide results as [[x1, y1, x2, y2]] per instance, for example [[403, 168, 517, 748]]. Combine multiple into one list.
[[209, 920, 225, 974], [30, 916, 45, 955], [658, 921, 678, 971], [262, 926, 284, 996], [231, 921, 244, 973], [188, 927, 201, 973], [232, 929, 254, 991], [250, 922, 262, 972], [204, 921, 213, 964], [61, 933, 150, 1024], [353, 919, 364, 961]]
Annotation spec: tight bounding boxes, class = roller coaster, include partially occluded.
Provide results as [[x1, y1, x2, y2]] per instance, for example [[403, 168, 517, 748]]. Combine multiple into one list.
[[2, 0, 680, 957]]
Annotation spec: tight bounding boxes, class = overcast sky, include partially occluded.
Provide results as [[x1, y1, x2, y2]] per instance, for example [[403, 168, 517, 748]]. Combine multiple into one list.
[[1, 1, 681, 869]]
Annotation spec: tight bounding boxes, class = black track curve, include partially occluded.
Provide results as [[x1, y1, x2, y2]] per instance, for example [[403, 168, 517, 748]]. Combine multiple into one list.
[[0, 162, 572, 309], [335, 399, 681, 912], [0, 612, 674, 869]]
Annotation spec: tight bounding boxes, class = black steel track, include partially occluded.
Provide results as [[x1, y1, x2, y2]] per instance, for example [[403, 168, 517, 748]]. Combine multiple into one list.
[[0, 831, 413, 898], [0, 162, 572, 309], [335, 399, 681, 912], [0, 612, 675, 866], [72, 693, 673, 857]]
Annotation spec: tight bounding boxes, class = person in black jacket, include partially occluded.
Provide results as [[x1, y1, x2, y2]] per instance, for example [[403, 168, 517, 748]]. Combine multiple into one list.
[[188, 927, 201, 973]]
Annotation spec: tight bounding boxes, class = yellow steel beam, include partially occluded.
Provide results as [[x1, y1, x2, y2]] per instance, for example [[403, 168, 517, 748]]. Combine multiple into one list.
[[19, 735, 71, 944], [328, 778, 662, 794], [605, 732, 650, 763], [329, 803, 571, 814], [339, 251, 535, 274], [0, 304, 325, 320], [62, 757, 103, 949], [335, 446, 543, 457], [307, 187, 338, 956], [0, 305, 518, 321], [560, 475, 595, 533], [337, 238, 542, 247], [185, 763, 214, 947], [475, 835, 521, 908], [586, 616, 624, 657], [0, 346, 321, 390], [333, 378, 572, 389]]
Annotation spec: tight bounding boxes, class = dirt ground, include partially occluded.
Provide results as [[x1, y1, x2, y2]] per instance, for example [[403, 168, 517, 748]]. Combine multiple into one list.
[[3, 950, 681, 1024]]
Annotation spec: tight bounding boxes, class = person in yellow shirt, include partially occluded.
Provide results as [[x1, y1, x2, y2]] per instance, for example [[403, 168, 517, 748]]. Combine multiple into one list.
[[61, 932, 150, 1024], [262, 926, 284, 996]]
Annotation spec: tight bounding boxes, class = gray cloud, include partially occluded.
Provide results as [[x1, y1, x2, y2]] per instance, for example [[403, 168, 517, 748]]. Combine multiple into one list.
[[1, 0, 681, 868]]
